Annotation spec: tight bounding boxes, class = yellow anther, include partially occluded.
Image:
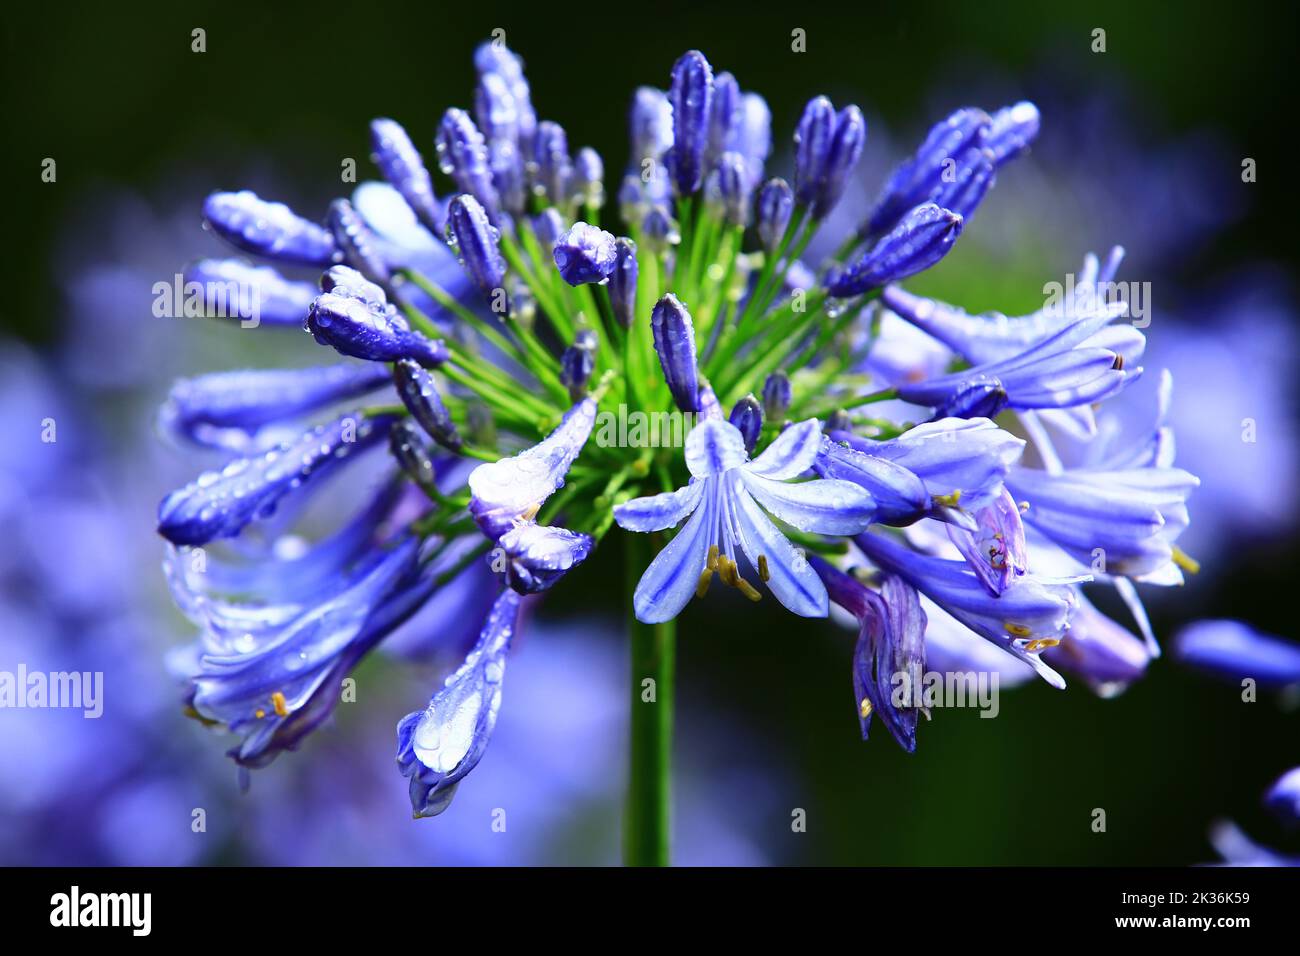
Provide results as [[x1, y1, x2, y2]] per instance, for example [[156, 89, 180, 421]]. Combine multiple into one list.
[[1018, 500, 1030, 513], [1024, 638, 1061, 653], [696, 567, 714, 598], [859, 698, 873, 719], [271, 691, 289, 717], [254, 709, 266, 719], [1004, 622, 1033, 638], [1171, 546, 1201, 575], [757, 554, 770, 582], [707, 545, 720, 572], [736, 577, 762, 602], [932, 490, 963, 508]]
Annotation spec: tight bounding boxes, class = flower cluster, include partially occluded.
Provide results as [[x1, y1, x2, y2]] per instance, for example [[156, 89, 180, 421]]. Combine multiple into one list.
[[158, 42, 1199, 816]]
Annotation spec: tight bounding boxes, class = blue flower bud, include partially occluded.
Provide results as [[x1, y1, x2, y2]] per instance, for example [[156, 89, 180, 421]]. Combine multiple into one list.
[[629, 86, 674, 161], [388, 418, 439, 487], [651, 293, 700, 412], [756, 178, 794, 253], [436, 108, 500, 218], [762, 371, 791, 420], [183, 259, 318, 326], [488, 138, 527, 216], [474, 42, 536, 149], [370, 118, 444, 235], [552, 222, 618, 286], [157, 413, 392, 546], [560, 344, 595, 400], [474, 71, 520, 145], [531, 208, 567, 251], [641, 205, 679, 251], [393, 357, 461, 451], [867, 107, 991, 236], [533, 120, 574, 207], [827, 203, 963, 298], [707, 71, 742, 166], [731, 93, 772, 186], [728, 394, 763, 453], [497, 524, 595, 595], [203, 190, 335, 267], [939, 146, 997, 221], [308, 269, 449, 367], [667, 50, 714, 195], [985, 101, 1040, 165], [608, 237, 639, 327], [573, 328, 599, 352], [327, 198, 390, 284], [574, 147, 604, 208], [932, 377, 1009, 419], [446, 194, 507, 300], [707, 152, 752, 226], [160, 362, 392, 450], [813, 106, 867, 218], [793, 95, 836, 207], [617, 174, 646, 222]]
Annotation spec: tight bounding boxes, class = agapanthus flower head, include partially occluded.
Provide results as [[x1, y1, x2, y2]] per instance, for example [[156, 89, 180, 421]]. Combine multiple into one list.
[[155, 41, 1208, 830], [553, 221, 618, 286]]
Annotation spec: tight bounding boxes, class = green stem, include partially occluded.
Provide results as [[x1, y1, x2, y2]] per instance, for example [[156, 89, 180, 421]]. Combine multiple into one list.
[[624, 532, 674, 867]]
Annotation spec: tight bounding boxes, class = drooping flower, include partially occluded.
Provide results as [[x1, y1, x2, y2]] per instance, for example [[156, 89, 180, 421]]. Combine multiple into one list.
[[307, 267, 449, 367], [827, 203, 963, 298], [616, 419, 875, 623], [855, 529, 1083, 687], [397, 589, 522, 817], [182, 259, 318, 327], [202, 190, 336, 267]]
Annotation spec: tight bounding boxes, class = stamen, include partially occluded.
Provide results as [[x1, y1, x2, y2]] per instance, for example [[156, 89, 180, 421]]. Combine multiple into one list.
[[519, 502, 541, 522], [1004, 622, 1033, 638], [932, 490, 962, 508], [1024, 637, 1061, 653], [1171, 546, 1201, 574], [1111, 354, 1124, 370], [254, 709, 266, 719], [696, 567, 714, 598], [757, 554, 770, 582], [707, 544, 720, 572], [736, 577, 762, 602], [859, 698, 873, 719], [271, 691, 289, 717]]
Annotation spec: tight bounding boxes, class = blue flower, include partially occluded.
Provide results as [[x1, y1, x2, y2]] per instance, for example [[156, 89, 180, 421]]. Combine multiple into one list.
[[202, 190, 336, 267], [814, 557, 927, 752], [816, 417, 1025, 526], [855, 530, 1083, 688], [370, 117, 444, 235], [179, 535, 433, 768], [1175, 620, 1300, 689], [827, 203, 963, 298], [446, 193, 507, 298], [157, 412, 395, 546], [1006, 462, 1198, 581], [552, 222, 618, 286], [307, 266, 449, 367], [393, 358, 461, 451], [436, 108, 500, 218], [1045, 597, 1152, 696], [615, 418, 875, 623], [533, 120, 575, 207], [651, 293, 701, 412], [1264, 767, 1300, 825], [756, 178, 794, 253], [897, 309, 1140, 415], [608, 237, 639, 327], [944, 488, 1028, 595], [397, 589, 522, 817], [183, 259, 318, 326], [667, 50, 714, 195], [881, 246, 1139, 366], [159, 362, 392, 451]]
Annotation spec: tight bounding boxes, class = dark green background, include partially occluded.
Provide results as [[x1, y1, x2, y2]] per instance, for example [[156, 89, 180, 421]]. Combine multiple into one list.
[[4, 0, 1297, 863]]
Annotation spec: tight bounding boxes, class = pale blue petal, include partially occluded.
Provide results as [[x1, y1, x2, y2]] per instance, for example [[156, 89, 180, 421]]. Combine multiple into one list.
[[633, 482, 716, 623], [614, 480, 705, 532], [746, 418, 822, 479], [739, 472, 875, 534], [685, 418, 748, 479], [731, 476, 827, 617]]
